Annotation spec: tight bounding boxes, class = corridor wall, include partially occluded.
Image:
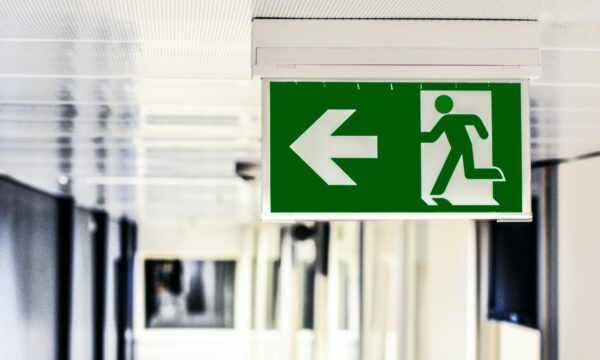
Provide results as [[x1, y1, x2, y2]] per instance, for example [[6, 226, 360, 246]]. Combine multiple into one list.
[[0, 175, 136, 360], [0, 176, 68, 359], [558, 157, 600, 360]]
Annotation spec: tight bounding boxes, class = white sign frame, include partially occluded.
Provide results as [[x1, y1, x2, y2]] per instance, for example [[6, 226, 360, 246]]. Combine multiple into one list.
[[261, 79, 532, 222]]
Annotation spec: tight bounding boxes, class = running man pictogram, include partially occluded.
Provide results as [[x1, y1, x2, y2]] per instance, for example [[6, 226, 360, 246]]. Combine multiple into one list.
[[421, 95, 505, 198]]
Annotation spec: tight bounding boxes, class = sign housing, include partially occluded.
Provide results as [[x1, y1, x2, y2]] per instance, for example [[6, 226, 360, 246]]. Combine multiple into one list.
[[253, 19, 539, 221]]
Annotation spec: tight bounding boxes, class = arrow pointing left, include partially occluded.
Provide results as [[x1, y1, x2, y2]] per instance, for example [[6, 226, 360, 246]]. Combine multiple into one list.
[[290, 109, 378, 186]]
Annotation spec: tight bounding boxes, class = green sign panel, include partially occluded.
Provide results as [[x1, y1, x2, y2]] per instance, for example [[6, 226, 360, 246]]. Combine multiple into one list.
[[263, 81, 531, 220]]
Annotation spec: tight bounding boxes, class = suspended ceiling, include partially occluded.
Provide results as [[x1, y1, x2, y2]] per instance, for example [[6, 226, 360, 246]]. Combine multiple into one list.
[[0, 0, 598, 221]]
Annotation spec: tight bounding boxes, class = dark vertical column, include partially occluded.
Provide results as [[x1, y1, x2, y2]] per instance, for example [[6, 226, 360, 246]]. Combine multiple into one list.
[[487, 201, 539, 327], [117, 218, 127, 360], [128, 222, 137, 360], [56, 196, 75, 360], [548, 167, 558, 360], [537, 166, 559, 360], [92, 211, 109, 360], [117, 217, 136, 360], [314, 222, 330, 277]]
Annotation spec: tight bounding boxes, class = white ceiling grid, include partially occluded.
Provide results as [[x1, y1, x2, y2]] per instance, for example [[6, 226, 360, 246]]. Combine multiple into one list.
[[0, 0, 597, 221]]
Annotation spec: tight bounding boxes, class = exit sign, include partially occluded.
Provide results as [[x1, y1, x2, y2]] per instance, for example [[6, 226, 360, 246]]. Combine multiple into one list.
[[262, 81, 531, 221]]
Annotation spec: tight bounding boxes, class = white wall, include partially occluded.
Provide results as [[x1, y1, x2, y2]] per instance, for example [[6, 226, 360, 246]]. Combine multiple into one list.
[[417, 220, 477, 360], [136, 218, 481, 360], [485, 321, 541, 360], [135, 220, 258, 360], [135, 220, 360, 360], [362, 220, 477, 360], [138, 220, 252, 256], [558, 157, 600, 360]]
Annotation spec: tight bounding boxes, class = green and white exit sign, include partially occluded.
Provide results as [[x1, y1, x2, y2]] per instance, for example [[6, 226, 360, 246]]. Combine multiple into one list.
[[262, 81, 531, 221]]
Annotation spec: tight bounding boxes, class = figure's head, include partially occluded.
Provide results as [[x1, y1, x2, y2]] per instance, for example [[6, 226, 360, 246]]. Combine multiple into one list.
[[435, 95, 453, 114]]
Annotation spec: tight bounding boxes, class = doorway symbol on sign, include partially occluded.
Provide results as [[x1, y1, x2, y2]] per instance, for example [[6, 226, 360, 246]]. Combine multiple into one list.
[[421, 94, 505, 206]]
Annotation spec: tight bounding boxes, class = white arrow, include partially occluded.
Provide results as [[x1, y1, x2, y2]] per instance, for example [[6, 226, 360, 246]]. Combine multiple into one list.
[[290, 109, 378, 186]]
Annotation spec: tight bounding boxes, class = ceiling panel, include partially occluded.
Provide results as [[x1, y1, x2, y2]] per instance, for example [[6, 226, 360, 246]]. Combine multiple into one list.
[[0, 0, 251, 41], [0, 41, 249, 78], [0, 0, 597, 222]]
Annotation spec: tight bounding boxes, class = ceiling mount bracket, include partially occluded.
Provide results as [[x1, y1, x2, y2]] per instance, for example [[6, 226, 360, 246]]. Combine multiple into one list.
[[252, 19, 540, 79]]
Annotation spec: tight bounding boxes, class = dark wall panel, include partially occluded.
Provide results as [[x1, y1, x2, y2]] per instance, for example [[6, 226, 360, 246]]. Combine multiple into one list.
[[488, 199, 539, 328], [0, 176, 134, 360], [0, 177, 62, 359], [117, 218, 137, 360]]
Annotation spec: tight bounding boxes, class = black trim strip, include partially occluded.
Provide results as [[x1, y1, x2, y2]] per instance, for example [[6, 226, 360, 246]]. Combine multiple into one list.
[[56, 196, 75, 360], [92, 211, 109, 360]]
